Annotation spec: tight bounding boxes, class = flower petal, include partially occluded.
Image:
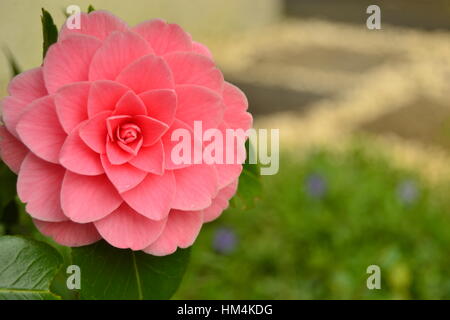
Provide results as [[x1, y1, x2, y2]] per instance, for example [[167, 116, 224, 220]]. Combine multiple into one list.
[[100, 154, 147, 193], [161, 119, 201, 170], [143, 210, 203, 256], [106, 138, 134, 165], [17, 154, 67, 222], [133, 115, 168, 146], [203, 180, 238, 223], [223, 82, 249, 112], [59, 10, 129, 41], [7, 67, 47, 103], [175, 85, 223, 129], [61, 172, 122, 223], [114, 91, 147, 116], [34, 219, 101, 247], [43, 34, 101, 94], [16, 96, 67, 164], [94, 203, 167, 250], [171, 165, 218, 211], [138, 89, 177, 126], [224, 110, 253, 131], [60, 127, 104, 175], [132, 19, 192, 55], [0, 126, 28, 174], [55, 82, 90, 134], [192, 41, 213, 59], [1, 96, 28, 138], [129, 140, 164, 174], [164, 52, 224, 93], [115, 54, 174, 94], [89, 31, 152, 81], [87, 80, 129, 117], [121, 171, 175, 221], [216, 164, 243, 189], [79, 111, 111, 154]]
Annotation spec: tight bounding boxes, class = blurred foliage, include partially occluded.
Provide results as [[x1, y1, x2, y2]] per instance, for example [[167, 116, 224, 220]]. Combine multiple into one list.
[[175, 145, 450, 299]]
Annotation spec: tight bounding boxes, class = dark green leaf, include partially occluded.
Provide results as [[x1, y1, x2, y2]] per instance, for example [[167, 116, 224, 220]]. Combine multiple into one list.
[[0, 200, 19, 235], [72, 241, 190, 300], [41, 8, 58, 59], [0, 236, 63, 299], [87, 5, 96, 13], [0, 162, 17, 210]]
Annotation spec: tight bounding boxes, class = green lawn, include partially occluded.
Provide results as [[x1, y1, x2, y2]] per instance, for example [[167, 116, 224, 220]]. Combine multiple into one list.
[[175, 146, 450, 299]]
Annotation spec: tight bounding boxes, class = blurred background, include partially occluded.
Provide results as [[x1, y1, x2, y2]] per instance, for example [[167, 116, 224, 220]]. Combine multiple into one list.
[[1, 0, 450, 299]]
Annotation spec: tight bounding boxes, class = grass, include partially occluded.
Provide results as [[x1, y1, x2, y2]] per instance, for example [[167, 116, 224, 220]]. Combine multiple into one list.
[[174, 146, 450, 299]]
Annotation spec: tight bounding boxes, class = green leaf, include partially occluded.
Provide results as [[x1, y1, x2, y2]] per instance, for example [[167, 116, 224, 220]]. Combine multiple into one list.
[[72, 241, 190, 300], [232, 140, 262, 208], [87, 5, 96, 13], [2, 48, 21, 77], [41, 8, 58, 58], [0, 236, 63, 300]]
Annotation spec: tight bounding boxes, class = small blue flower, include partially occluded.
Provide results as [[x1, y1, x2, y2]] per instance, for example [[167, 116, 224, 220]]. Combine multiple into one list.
[[397, 179, 419, 205], [213, 227, 238, 254], [305, 173, 327, 199]]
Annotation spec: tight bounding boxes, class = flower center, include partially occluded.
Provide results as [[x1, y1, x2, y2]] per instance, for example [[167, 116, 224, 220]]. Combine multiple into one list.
[[117, 123, 141, 144]]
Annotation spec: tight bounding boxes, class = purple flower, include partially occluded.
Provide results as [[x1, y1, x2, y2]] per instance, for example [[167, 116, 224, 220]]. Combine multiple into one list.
[[305, 173, 327, 199], [397, 179, 419, 205], [213, 227, 238, 254]]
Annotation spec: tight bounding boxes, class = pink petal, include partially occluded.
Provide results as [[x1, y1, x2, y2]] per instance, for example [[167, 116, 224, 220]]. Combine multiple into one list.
[[192, 41, 213, 59], [34, 219, 101, 247], [79, 111, 111, 154], [175, 85, 224, 129], [121, 171, 175, 221], [43, 34, 101, 94], [161, 119, 202, 170], [203, 180, 238, 223], [88, 80, 129, 117], [143, 210, 203, 256], [216, 164, 243, 189], [114, 91, 147, 116], [138, 89, 177, 127], [59, 126, 104, 175], [224, 110, 253, 131], [129, 140, 164, 174], [164, 52, 224, 93], [17, 154, 67, 222], [132, 19, 192, 55], [133, 115, 168, 146], [106, 138, 134, 165], [54, 82, 90, 134], [171, 165, 218, 211], [3, 69, 47, 137], [115, 54, 174, 94], [61, 172, 122, 223], [100, 154, 147, 193], [89, 31, 152, 81], [59, 10, 129, 41], [0, 126, 28, 174], [94, 203, 167, 250], [223, 82, 249, 112], [16, 96, 67, 164], [1, 96, 28, 138], [7, 67, 47, 104]]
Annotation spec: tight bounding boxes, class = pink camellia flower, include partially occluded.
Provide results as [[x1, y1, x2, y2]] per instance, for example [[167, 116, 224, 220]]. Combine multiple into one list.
[[0, 11, 252, 255]]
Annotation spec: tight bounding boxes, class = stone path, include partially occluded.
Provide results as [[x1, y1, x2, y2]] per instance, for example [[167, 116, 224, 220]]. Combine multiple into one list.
[[211, 19, 450, 183]]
